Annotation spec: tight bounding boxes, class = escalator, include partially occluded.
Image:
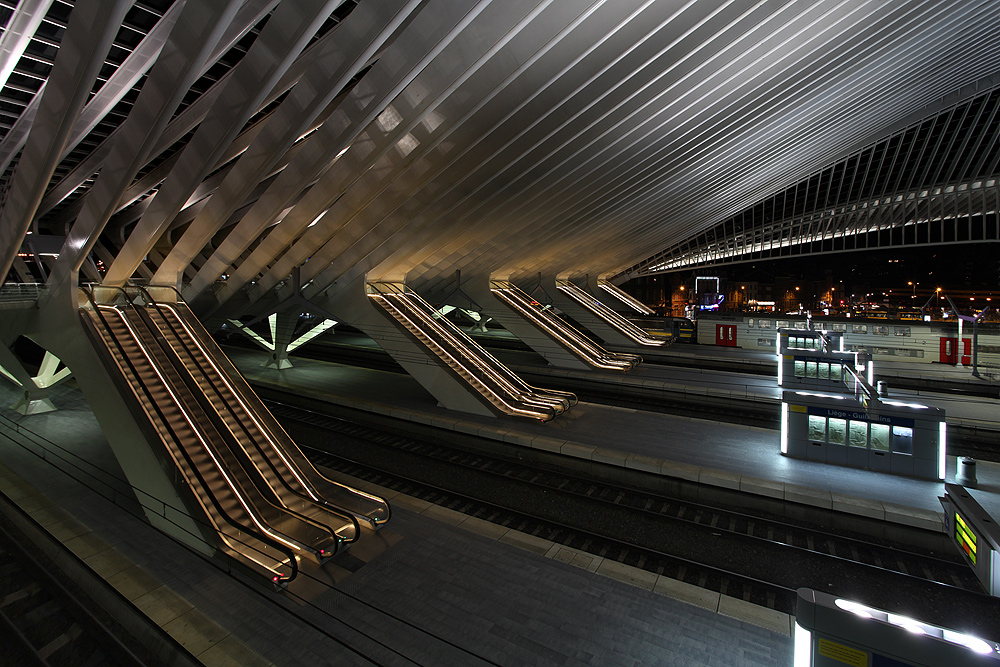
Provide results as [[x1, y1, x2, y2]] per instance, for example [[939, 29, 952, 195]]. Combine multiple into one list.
[[79, 286, 387, 583], [367, 282, 574, 421], [137, 285, 389, 530], [555, 279, 665, 347], [489, 281, 641, 371], [597, 279, 655, 316]]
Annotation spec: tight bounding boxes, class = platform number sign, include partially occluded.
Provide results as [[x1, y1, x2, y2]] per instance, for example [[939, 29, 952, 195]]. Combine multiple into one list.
[[954, 511, 977, 565]]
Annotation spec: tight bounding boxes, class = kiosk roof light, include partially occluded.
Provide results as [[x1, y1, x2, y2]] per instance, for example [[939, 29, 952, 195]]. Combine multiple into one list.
[[834, 598, 996, 655]]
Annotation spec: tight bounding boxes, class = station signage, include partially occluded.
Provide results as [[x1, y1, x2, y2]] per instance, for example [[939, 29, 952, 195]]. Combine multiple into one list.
[[807, 406, 914, 428]]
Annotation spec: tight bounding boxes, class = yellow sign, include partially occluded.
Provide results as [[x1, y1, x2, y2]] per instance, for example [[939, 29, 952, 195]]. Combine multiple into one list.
[[789, 404, 807, 413], [818, 638, 868, 667]]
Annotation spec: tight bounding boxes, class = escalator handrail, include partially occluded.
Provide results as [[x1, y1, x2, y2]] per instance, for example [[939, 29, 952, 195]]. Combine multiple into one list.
[[139, 286, 388, 524], [372, 291, 555, 420], [133, 287, 361, 542], [556, 280, 664, 345], [499, 282, 643, 368], [390, 291, 573, 412], [80, 287, 298, 583], [490, 282, 635, 369]]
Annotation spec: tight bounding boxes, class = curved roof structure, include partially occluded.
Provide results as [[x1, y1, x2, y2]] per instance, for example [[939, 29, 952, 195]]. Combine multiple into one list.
[[2, 0, 1000, 316]]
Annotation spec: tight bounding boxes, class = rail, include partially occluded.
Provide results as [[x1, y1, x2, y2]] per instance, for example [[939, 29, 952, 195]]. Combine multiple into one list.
[[597, 279, 654, 315], [490, 281, 641, 371], [136, 285, 383, 531], [368, 282, 569, 421], [556, 279, 664, 346]]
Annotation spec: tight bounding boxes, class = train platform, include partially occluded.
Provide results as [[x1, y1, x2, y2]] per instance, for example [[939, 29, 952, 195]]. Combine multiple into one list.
[[308, 330, 1000, 431], [224, 344, 1000, 528], [0, 381, 794, 666]]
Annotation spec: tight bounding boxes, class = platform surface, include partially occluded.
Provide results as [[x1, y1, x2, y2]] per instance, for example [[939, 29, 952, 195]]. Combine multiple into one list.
[[0, 379, 795, 666], [226, 345, 1000, 527]]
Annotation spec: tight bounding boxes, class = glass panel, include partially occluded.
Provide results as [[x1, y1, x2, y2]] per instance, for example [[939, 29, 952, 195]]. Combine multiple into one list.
[[806, 362, 818, 378], [828, 418, 847, 445], [849, 421, 868, 447], [818, 363, 830, 380], [747, 318, 755, 328], [794, 360, 806, 377], [759, 320, 773, 329], [808, 416, 826, 442], [830, 363, 843, 381], [852, 324, 868, 334], [892, 425, 914, 454], [870, 423, 890, 451]]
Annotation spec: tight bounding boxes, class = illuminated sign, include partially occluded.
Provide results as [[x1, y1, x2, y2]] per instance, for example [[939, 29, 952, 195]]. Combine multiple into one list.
[[955, 511, 977, 565]]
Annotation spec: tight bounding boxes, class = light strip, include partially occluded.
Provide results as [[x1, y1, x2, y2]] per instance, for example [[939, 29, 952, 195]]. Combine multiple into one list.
[[557, 280, 664, 346], [98, 306, 298, 574]]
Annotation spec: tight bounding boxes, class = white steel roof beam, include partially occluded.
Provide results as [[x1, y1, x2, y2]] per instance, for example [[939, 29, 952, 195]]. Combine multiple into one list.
[[33, 0, 281, 219], [0, 0, 54, 93], [0, 0, 132, 284], [163, 0, 422, 295], [50, 0, 249, 284], [208, 0, 500, 309], [103, 0, 347, 287]]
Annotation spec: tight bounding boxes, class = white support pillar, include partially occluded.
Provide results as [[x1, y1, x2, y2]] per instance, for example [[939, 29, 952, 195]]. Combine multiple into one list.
[[463, 274, 591, 370], [321, 275, 495, 417]]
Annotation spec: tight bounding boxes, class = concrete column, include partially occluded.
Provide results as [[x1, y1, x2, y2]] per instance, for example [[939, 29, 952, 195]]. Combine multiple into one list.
[[16, 285, 214, 556], [538, 274, 640, 349], [263, 311, 297, 370], [320, 275, 495, 417], [0, 342, 56, 415], [462, 275, 591, 370]]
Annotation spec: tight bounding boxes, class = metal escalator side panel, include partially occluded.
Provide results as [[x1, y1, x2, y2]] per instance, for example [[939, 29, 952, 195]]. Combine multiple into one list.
[[118, 305, 347, 558], [555, 280, 664, 347], [146, 299, 381, 532], [140, 306, 360, 545], [78, 307, 297, 582], [370, 288, 555, 421]]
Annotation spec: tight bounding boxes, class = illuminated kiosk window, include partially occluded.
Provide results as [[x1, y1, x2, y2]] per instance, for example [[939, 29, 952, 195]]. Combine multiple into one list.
[[828, 418, 847, 445], [808, 415, 826, 442], [794, 360, 805, 377], [830, 363, 843, 382], [870, 423, 890, 451], [818, 363, 830, 380], [848, 421, 868, 448], [806, 361, 818, 378], [892, 425, 913, 455]]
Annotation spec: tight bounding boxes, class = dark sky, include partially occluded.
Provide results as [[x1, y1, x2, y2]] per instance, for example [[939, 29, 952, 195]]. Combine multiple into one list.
[[707, 242, 1000, 296]]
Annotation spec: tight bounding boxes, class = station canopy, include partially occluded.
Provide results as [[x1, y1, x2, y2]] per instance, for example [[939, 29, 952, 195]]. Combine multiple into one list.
[[2, 0, 999, 318]]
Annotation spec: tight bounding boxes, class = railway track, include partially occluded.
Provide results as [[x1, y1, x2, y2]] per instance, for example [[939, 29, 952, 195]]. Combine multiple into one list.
[[0, 507, 151, 667], [265, 398, 1000, 636], [227, 338, 1000, 459]]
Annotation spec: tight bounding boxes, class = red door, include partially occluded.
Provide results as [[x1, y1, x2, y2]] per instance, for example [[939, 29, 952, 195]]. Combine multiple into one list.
[[940, 337, 972, 364], [939, 337, 957, 364], [716, 324, 737, 347]]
